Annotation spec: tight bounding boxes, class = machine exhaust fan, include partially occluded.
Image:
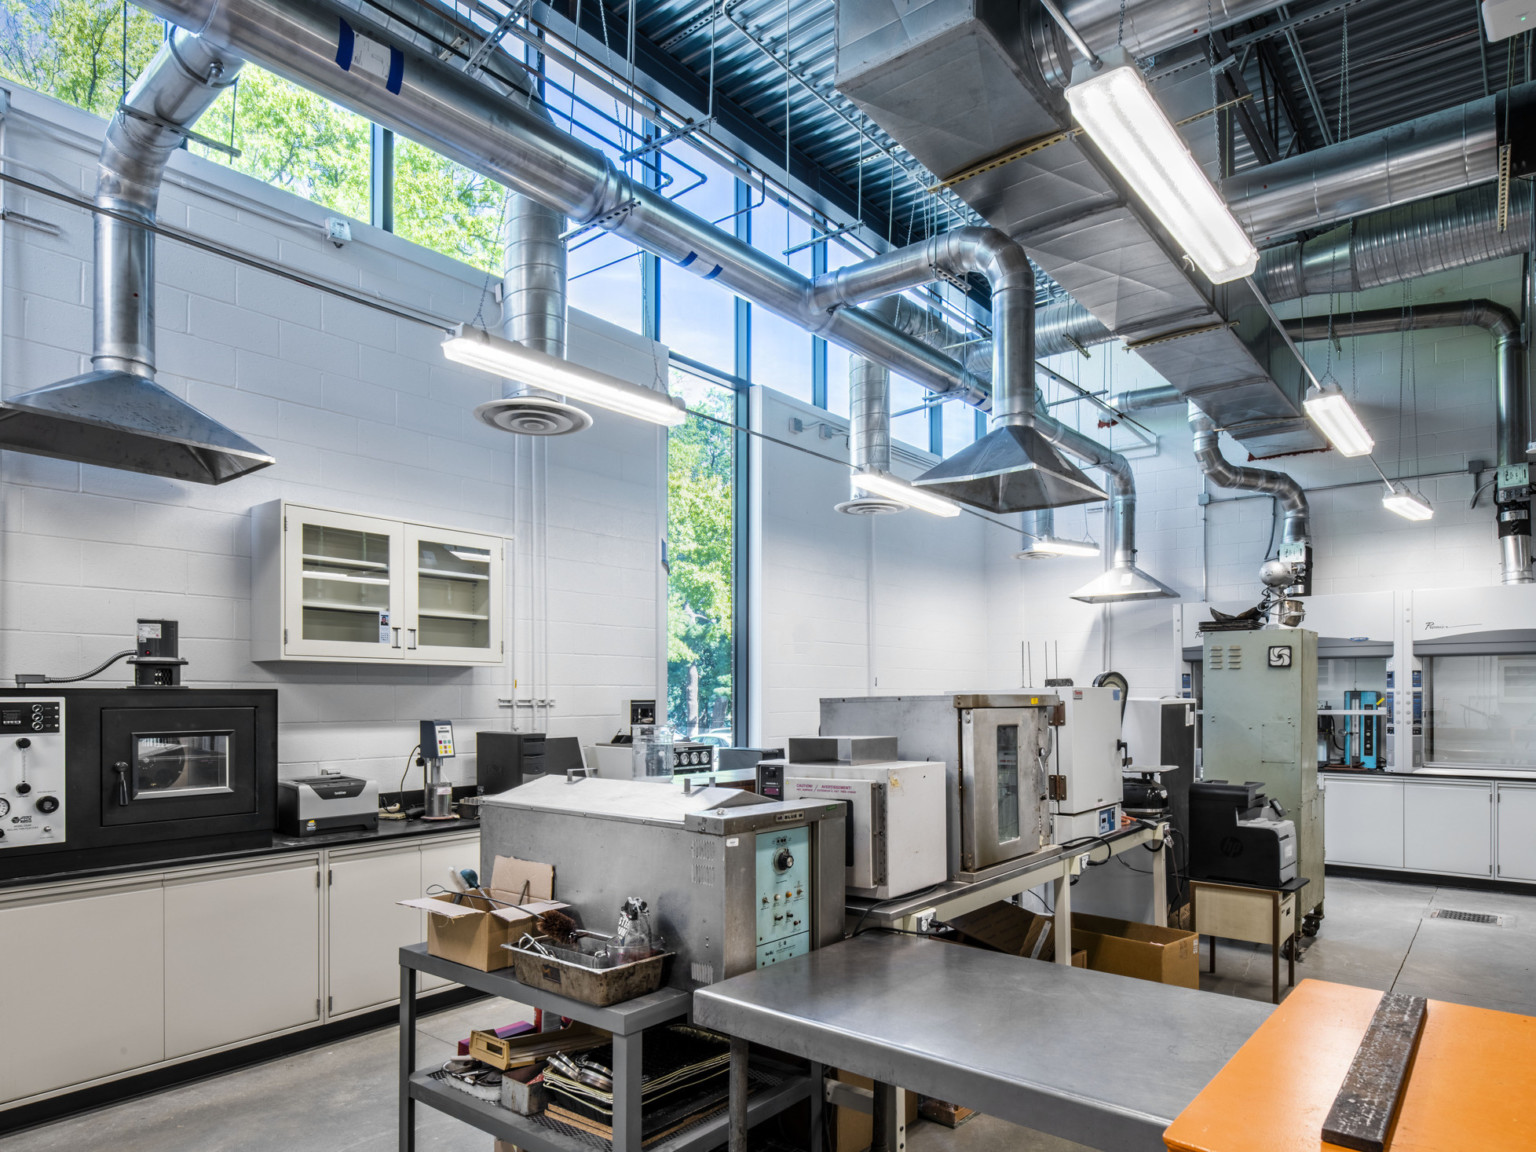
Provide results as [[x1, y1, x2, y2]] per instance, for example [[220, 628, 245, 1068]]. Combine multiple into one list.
[[912, 425, 1107, 513], [0, 371, 274, 485]]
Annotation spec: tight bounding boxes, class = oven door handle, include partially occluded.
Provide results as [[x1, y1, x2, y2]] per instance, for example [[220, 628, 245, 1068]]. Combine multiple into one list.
[[112, 761, 130, 806]]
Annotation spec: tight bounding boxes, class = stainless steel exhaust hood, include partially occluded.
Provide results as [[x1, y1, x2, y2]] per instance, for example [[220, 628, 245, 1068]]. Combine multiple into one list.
[[913, 425, 1107, 513], [0, 371, 274, 484], [0, 31, 275, 485]]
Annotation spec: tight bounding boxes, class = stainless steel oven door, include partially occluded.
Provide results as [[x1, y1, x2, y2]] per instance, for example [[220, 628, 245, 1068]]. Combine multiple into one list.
[[959, 707, 1050, 872], [100, 707, 258, 826]]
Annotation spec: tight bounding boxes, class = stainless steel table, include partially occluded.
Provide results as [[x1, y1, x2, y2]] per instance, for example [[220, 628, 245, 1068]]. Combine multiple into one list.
[[694, 935, 1273, 1152]]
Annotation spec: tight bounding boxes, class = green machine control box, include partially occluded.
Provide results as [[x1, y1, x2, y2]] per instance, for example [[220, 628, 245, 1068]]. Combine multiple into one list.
[[755, 825, 812, 968]]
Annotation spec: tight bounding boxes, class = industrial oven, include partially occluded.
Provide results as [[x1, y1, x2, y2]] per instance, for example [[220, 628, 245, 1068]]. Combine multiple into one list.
[[0, 688, 278, 877], [480, 776, 845, 989]]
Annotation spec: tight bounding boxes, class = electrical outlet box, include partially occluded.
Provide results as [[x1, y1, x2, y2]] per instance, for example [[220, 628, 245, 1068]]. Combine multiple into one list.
[[1483, 0, 1536, 41]]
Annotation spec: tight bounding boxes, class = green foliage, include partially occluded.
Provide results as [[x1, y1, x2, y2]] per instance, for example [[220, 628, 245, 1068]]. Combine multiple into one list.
[[0, 0, 162, 118], [668, 381, 734, 736], [394, 138, 507, 275]]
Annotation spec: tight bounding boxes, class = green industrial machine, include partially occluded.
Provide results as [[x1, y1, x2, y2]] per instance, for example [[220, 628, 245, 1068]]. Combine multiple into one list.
[[1201, 627, 1323, 937]]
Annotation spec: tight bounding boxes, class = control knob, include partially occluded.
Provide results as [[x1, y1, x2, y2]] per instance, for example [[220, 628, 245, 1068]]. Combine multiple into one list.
[[36, 795, 59, 814], [14, 781, 30, 795], [772, 848, 794, 873], [15, 737, 30, 749]]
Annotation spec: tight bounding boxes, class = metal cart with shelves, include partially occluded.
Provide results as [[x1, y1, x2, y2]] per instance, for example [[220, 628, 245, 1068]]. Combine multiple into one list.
[[397, 943, 818, 1152]]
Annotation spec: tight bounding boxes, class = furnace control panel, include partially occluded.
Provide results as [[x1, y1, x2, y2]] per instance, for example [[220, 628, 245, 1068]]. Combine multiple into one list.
[[754, 824, 811, 968], [0, 698, 66, 851]]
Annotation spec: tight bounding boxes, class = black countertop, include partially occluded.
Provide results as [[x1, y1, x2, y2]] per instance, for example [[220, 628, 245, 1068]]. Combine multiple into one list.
[[0, 815, 480, 892]]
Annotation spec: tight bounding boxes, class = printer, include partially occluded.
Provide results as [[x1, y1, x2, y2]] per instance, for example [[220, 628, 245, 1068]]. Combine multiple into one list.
[[278, 772, 379, 836], [1188, 780, 1297, 886]]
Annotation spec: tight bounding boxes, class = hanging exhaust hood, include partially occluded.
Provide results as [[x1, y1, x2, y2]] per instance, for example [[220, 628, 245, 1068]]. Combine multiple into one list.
[[1071, 563, 1179, 604], [913, 425, 1107, 513], [0, 30, 275, 485], [0, 372, 274, 484]]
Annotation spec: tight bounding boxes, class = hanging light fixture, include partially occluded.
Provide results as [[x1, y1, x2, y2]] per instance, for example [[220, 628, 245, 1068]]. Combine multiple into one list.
[[1303, 378, 1375, 457], [850, 469, 961, 518], [1382, 481, 1434, 521], [444, 325, 686, 427], [1064, 48, 1259, 285]]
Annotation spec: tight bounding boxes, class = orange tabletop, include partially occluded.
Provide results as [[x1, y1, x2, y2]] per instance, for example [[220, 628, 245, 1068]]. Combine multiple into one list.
[[1163, 979, 1536, 1152]]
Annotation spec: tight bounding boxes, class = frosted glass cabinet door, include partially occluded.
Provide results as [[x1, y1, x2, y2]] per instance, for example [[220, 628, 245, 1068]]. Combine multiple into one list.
[[1497, 784, 1536, 880], [327, 845, 428, 1016], [0, 880, 164, 1103], [283, 506, 406, 661], [163, 858, 321, 1058], [1322, 776, 1404, 868], [1403, 780, 1494, 877], [405, 527, 503, 665]]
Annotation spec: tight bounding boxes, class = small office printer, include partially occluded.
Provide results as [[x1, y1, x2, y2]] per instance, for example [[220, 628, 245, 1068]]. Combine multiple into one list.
[[1188, 780, 1297, 886], [278, 772, 379, 836]]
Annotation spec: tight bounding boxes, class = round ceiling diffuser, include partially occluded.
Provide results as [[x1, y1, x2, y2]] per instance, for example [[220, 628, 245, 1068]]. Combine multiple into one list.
[[835, 496, 905, 515], [473, 396, 593, 436]]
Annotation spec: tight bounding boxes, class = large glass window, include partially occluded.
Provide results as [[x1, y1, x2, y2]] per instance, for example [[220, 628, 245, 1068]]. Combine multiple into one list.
[[0, 0, 163, 119], [392, 140, 506, 275], [748, 196, 813, 403], [658, 144, 740, 371], [889, 374, 930, 452], [667, 369, 735, 741], [190, 67, 371, 221]]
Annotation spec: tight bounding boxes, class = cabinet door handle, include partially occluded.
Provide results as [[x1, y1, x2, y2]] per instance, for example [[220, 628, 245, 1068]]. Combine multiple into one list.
[[113, 762, 130, 806], [407, 628, 417, 650], [391, 627, 401, 649]]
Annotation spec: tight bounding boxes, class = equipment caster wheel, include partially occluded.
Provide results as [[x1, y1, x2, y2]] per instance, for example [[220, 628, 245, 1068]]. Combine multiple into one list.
[[1302, 915, 1321, 938]]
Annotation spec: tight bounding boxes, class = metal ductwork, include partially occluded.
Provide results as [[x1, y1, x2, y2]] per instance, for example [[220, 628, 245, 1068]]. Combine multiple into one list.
[[0, 31, 274, 484], [1284, 301, 1531, 585], [1255, 182, 1533, 302], [475, 194, 593, 436], [813, 226, 1106, 511], [130, 0, 1007, 428], [834, 0, 1319, 458], [838, 353, 906, 516], [1031, 0, 1289, 84], [1224, 82, 1536, 246], [1190, 405, 1311, 612]]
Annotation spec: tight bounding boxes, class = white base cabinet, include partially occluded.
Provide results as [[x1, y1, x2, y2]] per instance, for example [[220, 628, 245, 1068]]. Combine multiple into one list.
[[1323, 776, 1404, 868], [0, 830, 478, 1110], [1497, 784, 1536, 881], [1403, 780, 1494, 878]]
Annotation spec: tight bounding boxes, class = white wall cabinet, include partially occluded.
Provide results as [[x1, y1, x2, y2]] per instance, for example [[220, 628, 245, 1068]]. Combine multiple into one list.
[[0, 879, 165, 1104], [252, 501, 504, 665], [1323, 776, 1405, 868], [1497, 784, 1536, 881], [0, 830, 478, 1112], [1403, 780, 1494, 878], [163, 857, 322, 1058]]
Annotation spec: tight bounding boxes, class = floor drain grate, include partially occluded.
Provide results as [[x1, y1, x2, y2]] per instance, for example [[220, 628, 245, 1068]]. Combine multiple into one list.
[[1430, 909, 1504, 926]]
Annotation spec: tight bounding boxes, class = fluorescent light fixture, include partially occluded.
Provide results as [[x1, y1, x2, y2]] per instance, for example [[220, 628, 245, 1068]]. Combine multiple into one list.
[[1303, 379, 1374, 457], [1382, 482, 1434, 521], [443, 324, 686, 427], [1064, 49, 1258, 284], [1015, 536, 1102, 559], [852, 469, 961, 518]]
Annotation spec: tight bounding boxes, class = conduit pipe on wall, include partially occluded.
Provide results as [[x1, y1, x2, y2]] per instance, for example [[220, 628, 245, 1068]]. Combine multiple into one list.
[[1283, 301, 1532, 584], [0, 30, 274, 483], [132, 0, 997, 413]]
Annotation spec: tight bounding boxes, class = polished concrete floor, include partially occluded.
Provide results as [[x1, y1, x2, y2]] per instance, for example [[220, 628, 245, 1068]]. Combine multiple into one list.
[[3, 876, 1532, 1152]]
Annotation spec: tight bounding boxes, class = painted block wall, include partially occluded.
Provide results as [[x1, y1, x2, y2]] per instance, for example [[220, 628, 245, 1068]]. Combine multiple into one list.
[[0, 85, 666, 789]]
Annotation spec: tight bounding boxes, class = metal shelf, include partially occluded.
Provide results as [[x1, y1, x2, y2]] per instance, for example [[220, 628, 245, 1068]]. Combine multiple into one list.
[[417, 609, 491, 621], [300, 600, 386, 615], [301, 552, 389, 571], [418, 568, 490, 581]]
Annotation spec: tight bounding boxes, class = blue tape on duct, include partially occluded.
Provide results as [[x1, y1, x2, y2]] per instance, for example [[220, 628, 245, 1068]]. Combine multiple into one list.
[[677, 252, 698, 268], [387, 48, 404, 94], [703, 265, 723, 280], [336, 17, 354, 70]]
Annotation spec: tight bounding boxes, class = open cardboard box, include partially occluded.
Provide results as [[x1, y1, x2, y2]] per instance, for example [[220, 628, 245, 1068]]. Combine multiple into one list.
[[948, 902, 1084, 967], [398, 856, 565, 972], [1069, 911, 1198, 989]]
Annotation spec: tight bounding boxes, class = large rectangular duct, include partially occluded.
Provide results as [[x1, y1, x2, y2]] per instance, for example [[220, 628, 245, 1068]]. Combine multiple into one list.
[[833, 0, 1321, 456]]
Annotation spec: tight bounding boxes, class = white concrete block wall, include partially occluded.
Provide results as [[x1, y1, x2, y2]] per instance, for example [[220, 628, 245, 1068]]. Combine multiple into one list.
[[0, 85, 665, 789]]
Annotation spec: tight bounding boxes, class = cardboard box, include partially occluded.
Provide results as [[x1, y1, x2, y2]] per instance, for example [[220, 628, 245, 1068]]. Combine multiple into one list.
[[918, 1097, 977, 1128], [834, 1070, 921, 1152], [1069, 911, 1199, 989], [398, 857, 565, 972], [949, 903, 1060, 961]]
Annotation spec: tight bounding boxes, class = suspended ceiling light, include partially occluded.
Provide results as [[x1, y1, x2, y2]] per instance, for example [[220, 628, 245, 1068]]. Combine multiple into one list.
[[443, 325, 686, 427], [851, 468, 961, 518], [1382, 481, 1434, 521], [1015, 536, 1102, 559], [1064, 49, 1258, 285], [1303, 378, 1375, 457]]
